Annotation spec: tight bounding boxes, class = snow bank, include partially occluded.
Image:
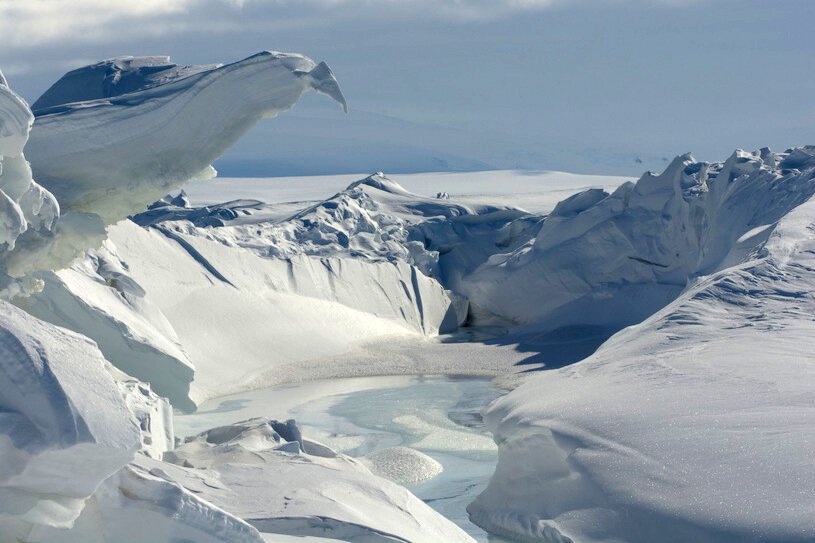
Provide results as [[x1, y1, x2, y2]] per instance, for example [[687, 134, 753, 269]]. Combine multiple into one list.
[[26, 52, 345, 225], [469, 148, 815, 542]]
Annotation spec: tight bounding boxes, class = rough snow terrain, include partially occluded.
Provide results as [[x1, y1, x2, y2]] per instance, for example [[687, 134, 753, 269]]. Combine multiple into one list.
[[1, 52, 345, 299], [2, 46, 815, 543], [469, 147, 815, 543], [18, 169, 624, 409], [0, 53, 478, 543]]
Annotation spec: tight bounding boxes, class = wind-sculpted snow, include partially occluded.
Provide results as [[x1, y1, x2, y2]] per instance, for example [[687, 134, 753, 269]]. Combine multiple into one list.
[[19, 216, 464, 408], [470, 150, 815, 542], [0, 300, 140, 536], [461, 147, 815, 333], [26, 52, 346, 225]]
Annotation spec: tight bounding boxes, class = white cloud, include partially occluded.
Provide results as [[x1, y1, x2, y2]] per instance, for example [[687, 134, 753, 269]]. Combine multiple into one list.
[[0, 0, 196, 47], [0, 0, 706, 48]]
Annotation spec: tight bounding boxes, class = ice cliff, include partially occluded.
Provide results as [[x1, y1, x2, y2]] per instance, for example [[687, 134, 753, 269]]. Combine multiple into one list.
[[0, 70, 61, 296]]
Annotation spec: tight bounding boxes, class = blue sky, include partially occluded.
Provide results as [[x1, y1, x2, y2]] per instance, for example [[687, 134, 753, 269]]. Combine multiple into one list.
[[1, 0, 812, 176]]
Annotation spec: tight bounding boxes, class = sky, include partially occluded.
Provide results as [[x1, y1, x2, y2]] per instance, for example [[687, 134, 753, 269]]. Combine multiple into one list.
[[0, 0, 813, 176]]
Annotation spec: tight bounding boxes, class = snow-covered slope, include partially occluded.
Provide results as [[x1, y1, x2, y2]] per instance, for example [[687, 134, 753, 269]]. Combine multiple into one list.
[[160, 418, 475, 542], [469, 148, 815, 542], [19, 172, 555, 409], [17, 214, 463, 408]]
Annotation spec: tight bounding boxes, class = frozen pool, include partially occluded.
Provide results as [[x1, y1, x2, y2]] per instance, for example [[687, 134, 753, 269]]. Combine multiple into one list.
[[175, 375, 514, 542]]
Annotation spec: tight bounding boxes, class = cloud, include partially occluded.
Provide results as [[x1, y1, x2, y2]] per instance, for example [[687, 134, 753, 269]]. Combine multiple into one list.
[[0, 0, 571, 48], [0, 0, 708, 48], [0, 0, 201, 47]]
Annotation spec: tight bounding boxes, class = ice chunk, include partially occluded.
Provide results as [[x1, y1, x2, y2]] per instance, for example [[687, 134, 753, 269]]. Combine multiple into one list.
[[0, 300, 139, 530], [0, 70, 61, 294], [361, 446, 443, 486], [26, 52, 346, 225]]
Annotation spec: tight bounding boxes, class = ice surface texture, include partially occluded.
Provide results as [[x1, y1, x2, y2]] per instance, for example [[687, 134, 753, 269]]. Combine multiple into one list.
[[470, 148, 815, 542]]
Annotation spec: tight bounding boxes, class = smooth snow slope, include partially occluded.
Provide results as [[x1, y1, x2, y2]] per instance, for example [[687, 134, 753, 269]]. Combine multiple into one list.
[[469, 147, 815, 543]]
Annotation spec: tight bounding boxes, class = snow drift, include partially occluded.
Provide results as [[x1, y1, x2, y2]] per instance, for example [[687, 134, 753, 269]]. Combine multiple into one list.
[[469, 147, 815, 543]]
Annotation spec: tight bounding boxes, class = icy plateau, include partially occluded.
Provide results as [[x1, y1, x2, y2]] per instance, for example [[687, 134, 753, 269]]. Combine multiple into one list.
[[1, 51, 815, 543]]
